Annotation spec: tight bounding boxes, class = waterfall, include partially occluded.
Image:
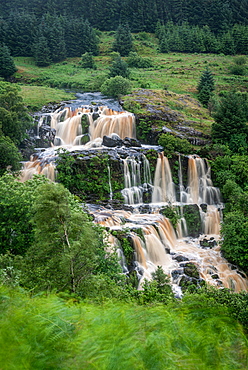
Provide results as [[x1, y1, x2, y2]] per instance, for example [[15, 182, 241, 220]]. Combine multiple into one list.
[[20, 94, 247, 294], [130, 234, 147, 269], [107, 165, 113, 202], [94, 208, 247, 293], [152, 152, 176, 203], [121, 155, 153, 205], [91, 110, 136, 140], [187, 155, 221, 205]]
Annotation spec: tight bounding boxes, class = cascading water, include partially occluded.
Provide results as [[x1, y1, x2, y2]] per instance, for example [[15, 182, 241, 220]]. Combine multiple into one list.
[[121, 155, 153, 205], [152, 152, 176, 203], [20, 93, 247, 294]]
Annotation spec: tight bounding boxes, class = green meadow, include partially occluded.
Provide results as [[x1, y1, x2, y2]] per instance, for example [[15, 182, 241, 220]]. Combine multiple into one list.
[[14, 32, 248, 112]]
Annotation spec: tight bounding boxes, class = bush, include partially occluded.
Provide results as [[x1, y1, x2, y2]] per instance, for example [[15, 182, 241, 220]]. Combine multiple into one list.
[[158, 133, 192, 157], [100, 76, 132, 98], [127, 52, 153, 68], [0, 136, 22, 176], [109, 56, 130, 78], [221, 211, 248, 274]]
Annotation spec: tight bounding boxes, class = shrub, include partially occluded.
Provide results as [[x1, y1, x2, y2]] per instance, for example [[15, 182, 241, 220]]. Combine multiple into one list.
[[100, 76, 132, 98], [127, 52, 153, 68], [158, 133, 192, 157], [109, 56, 130, 78]]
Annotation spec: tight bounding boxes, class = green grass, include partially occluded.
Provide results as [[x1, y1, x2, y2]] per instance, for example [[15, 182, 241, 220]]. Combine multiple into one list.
[[0, 286, 247, 369], [14, 33, 247, 97], [14, 32, 248, 130], [19, 85, 75, 111]]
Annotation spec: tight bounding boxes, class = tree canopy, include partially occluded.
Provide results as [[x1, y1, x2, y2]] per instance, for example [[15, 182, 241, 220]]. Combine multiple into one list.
[[211, 91, 248, 147], [0, 82, 33, 145]]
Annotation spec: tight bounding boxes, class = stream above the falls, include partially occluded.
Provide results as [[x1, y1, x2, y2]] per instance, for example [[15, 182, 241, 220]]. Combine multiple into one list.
[[20, 93, 248, 295]]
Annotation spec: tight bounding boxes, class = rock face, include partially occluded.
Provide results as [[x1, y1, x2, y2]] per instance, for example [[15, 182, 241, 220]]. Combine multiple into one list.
[[56, 146, 158, 206], [121, 89, 211, 146], [102, 135, 142, 148], [183, 204, 202, 237]]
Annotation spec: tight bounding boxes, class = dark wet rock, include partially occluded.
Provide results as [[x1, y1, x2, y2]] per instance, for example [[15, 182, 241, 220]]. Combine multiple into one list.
[[211, 274, 219, 279], [183, 204, 202, 237], [92, 113, 100, 121], [187, 137, 210, 146], [162, 126, 174, 133], [200, 238, 217, 249], [182, 262, 200, 279], [103, 135, 124, 147], [40, 102, 66, 113], [171, 269, 184, 281], [123, 137, 142, 147], [200, 203, 208, 213], [215, 280, 224, 287], [179, 275, 198, 288], [174, 255, 189, 263], [139, 204, 152, 214]]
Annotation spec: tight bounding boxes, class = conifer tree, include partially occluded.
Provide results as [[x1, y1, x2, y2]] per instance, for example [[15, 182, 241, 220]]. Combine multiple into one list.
[[197, 68, 215, 107], [79, 52, 96, 69], [0, 44, 17, 79], [44, 14, 67, 63], [33, 33, 52, 67], [81, 20, 99, 56], [113, 23, 133, 57], [221, 31, 235, 55], [159, 31, 169, 53]]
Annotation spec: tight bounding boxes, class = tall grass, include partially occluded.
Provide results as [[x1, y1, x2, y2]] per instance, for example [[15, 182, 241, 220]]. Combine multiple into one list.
[[19, 85, 75, 110], [0, 286, 247, 369]]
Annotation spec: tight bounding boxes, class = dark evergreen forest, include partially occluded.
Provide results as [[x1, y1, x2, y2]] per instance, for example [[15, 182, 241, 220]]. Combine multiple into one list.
[[1, 0, 248, 66], [1, 0, 248, 33]]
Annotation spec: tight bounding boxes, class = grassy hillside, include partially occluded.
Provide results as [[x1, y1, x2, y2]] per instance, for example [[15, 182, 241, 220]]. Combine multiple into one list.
[[14, 32, 247, 136]]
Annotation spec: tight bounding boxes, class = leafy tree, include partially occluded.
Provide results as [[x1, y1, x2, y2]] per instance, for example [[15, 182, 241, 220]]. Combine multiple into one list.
[[221, 211, 248, 274], [22, 182, 120, 295], [0, 136, 22, 176], [113, 22, 133, 56], [3, 12, 37, 57], [197, 68, 215, 107], [222, 179, 248, 215], [101, 76, 132, 98], [0, 175, 48, 256], [211, 91, 248, 146], [0, 44, 17, 79], [211, 154, 248, 190], [231, 24, 248, 55], [43, 13, 67, 63], [109, 56, 130, 78], [0, 82, 33, 145], [220, 31, 235, 55], [80, 19, 99, 56]]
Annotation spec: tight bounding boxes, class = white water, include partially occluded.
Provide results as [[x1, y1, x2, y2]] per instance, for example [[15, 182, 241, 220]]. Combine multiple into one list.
[[20, 98, 247, 293]]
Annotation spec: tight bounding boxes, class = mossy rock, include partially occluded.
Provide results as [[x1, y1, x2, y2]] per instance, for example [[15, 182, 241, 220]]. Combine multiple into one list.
[[183, 204, 202, 237], [183, 262, 200, 279]]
